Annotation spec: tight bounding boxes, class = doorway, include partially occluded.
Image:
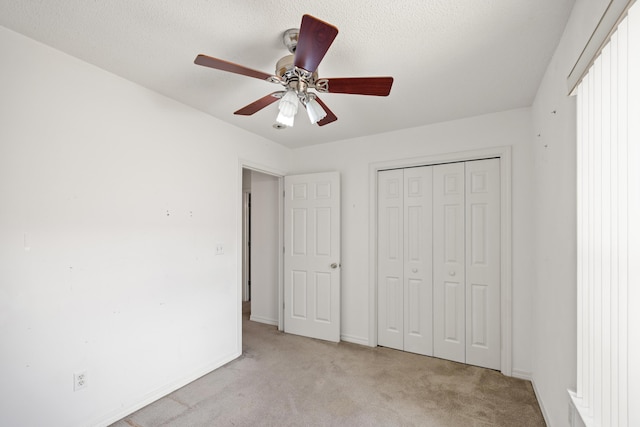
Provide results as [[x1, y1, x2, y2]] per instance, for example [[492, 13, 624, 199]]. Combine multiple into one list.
[[241, 167, 282, 327]]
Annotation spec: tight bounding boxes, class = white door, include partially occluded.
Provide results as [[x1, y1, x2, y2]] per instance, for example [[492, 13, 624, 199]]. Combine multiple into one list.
[[377, 169, 404, 350], [465, 158, 501, 369], [378, 160, 501, 369], [403, 166, 434, 355], [433, 162, 466, 364], [377, 167, 433, 355], [284, 172, 341, 342]]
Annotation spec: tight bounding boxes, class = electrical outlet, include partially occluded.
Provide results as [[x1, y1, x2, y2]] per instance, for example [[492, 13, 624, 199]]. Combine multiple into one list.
[[215, 243, 224, 255], [74, 371, 88, 391]]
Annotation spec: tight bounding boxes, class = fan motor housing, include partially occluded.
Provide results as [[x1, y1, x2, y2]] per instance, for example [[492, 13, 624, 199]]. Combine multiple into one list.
[[275, 55, 295, 79], [276, 55, 319, 91]]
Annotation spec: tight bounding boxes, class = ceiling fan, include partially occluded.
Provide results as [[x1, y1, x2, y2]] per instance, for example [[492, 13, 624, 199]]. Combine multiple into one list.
[[194, 14, 394, 128]]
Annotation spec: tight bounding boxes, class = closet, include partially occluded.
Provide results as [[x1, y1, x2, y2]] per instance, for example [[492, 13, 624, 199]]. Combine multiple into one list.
[[377, 158, 501, 370]]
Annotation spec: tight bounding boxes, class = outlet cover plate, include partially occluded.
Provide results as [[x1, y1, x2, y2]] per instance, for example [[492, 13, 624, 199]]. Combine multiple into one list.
[[74, 371, 88, 391]]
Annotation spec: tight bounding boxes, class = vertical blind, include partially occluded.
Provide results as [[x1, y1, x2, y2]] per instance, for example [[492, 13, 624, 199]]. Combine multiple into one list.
[[574, 2, 639, 426]]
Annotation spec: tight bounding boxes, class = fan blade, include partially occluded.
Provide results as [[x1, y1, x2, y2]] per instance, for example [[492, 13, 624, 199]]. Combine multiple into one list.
[[314, 97, 338, 126], [294, 15, 338, 73], [318, 77, 394, 96], [194, 54, 276, 81], [234, 92, 284, 116]]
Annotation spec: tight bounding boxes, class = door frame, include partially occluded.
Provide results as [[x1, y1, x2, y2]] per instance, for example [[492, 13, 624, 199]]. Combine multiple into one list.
[[242, 190, 250, 302], [237, 160, 285, 350], [368, 146, 513, 376]]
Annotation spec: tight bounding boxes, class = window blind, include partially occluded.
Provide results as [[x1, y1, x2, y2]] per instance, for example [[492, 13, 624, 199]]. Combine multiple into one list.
[[572, 2, 639, 426]]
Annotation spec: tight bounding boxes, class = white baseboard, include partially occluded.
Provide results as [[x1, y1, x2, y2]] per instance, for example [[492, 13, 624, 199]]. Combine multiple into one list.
[[530, 377, 551, 427], [93, 351, 240, 427], [511, 369, 532, 380], [249, 315, 278, 326], [340, 333, 369, 346]]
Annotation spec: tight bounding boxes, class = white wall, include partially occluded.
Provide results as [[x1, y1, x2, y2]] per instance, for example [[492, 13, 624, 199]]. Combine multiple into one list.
[[529, 0, 613, 425], [0, 26, 291, 427], [249, 171, 280, 325], [290, 108, 535, 375]]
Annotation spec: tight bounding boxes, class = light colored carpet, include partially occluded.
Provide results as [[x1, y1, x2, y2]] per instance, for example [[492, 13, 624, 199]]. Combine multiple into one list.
[[111, 304, 545, 426]]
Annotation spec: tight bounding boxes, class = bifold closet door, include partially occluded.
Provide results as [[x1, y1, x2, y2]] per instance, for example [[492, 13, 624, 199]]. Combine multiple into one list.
[[378, 159, 500, 369], [377, 167, 433, 355], [402, 166, 433, 355], [432, 159, 501, 369], [377, 169, 404, 350], [464, 158, 500, 370], [433, 162, 466, 364]]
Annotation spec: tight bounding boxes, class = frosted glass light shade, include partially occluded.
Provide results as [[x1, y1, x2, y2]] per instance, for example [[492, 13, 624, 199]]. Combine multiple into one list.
[[276, 90, 299, 127], [276, 110, 295, 127], [306, 98, 327, 124]]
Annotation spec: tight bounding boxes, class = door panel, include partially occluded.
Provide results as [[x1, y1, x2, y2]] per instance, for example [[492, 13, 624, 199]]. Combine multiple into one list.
[[433, 162, 465, 364], [403, 166, 433, 356], [315, 272, 332, 322], [470, 283, 488, 346], [377, 169, 404, 350], [444, 281, 464, 342], [407, 279, 422, 334], [292, 209, 307, 255], [284, 172, 340, 342], [465, 159, 500, 369], [315, 208, 331, 255], [292, 270, 307, 318]]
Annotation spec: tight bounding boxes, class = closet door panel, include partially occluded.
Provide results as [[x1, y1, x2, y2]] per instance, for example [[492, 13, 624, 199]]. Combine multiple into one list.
[[403, 167, 433, 356], [377, 169, 404, 350], [465, 158, 501, 369], [433, 163, 466, 364]]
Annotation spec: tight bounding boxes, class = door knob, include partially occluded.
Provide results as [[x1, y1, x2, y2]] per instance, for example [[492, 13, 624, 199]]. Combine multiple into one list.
[[449, 271, 456, 276], [412, 268, 418, 273], [330, 263, 338, 269]]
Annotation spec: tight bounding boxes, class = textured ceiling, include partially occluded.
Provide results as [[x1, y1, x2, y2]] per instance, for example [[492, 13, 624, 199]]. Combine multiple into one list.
[[0, 0, 575, 148]]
